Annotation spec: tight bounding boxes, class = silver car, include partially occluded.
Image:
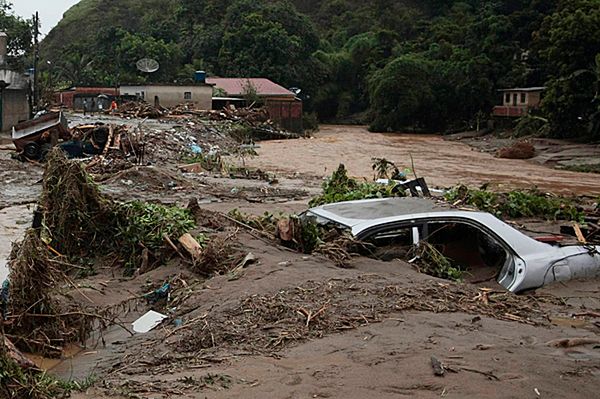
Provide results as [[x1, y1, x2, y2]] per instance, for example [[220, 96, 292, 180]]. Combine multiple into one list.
[[306, 197, 600, 293]]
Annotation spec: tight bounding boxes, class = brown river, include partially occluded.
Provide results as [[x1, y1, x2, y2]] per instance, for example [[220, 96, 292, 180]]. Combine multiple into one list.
[[248, 125, 600, 196]]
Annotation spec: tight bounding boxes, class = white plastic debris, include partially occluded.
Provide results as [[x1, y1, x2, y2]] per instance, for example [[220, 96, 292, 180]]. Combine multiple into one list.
[[132, 310, 168, 333]]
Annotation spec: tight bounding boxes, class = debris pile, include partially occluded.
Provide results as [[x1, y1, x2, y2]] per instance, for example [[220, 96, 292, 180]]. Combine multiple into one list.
[[227, 208, 366, 267], [116, 102, 300, 142], [168, 104, 270, 124], [113, 101, 164, 119], [40, 148, 117, 255], [143, 125, 235, 166], [496, 141, 536, 159], [176, 276, 555, 354], [7, 230, 94, 355], [6, 149, 197, 354]]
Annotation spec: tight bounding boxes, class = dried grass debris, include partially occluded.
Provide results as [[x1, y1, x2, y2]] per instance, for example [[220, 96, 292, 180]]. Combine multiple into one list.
[[176, 277, 555, 354], [41, 148, 117, 255]]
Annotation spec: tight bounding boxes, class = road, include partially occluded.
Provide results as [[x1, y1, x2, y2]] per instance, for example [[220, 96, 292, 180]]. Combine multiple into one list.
[[248, 125, 600, 195]]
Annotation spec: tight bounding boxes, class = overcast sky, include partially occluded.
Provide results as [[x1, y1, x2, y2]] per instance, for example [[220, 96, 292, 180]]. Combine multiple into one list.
[[11, 0, 80, 35]]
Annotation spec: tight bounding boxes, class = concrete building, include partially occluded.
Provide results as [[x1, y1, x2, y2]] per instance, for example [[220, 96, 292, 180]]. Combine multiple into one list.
[[0, 32, 30, 132], [493, 87, 545, 118], [119, 83, 213, 109]]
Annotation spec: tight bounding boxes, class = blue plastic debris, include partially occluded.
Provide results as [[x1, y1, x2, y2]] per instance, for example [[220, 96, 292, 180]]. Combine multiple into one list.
[[144, 282, 171, 304], [190, 145, 203, 155]]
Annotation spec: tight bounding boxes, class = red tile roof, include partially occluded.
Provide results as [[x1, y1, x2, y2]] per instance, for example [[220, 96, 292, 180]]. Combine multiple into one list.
[[206, 78, 295, 97]]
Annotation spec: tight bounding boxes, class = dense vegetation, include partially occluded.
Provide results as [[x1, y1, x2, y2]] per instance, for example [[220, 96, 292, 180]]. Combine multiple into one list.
[[0, 3, 33, 69], [5, 1, 600, 138]]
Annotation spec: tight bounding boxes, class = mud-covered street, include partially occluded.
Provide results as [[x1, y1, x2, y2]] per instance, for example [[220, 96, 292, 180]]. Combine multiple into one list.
[[1, 118, 600, 399]]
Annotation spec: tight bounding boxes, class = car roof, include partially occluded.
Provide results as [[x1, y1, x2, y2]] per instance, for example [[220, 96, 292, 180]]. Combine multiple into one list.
[[307, 197, 450, 228], [307, 197, 550, 255]]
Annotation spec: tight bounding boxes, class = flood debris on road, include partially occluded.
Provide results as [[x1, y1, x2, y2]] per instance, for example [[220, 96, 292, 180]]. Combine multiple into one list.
[[3, 118, 600, 398], [114, 102, 300, 141], [4, 149, 202, 354]]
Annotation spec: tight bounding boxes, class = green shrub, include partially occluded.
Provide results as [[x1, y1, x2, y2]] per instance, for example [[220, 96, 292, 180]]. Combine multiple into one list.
[[309, 164, 404, 207], [513, 115, 548, 137], [116, 202, 196, 273], [302, 112, 319, 133], [445, 185, 583, 221]]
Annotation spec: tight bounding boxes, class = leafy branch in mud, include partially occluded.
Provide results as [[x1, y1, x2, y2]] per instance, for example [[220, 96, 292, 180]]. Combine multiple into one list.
[[228, 209, 282, 236], [409, 243, 463, 281], [116, 202, 196, 273], [371, 157, 400, 180], [182, 151, 226, 173], [0, 353, 60, 399], [309, 164, 404, 207], [444, 185, 584, 221]]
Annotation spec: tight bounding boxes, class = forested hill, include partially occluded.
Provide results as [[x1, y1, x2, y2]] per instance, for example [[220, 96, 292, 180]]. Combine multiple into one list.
[[40, 0, 600, 138]]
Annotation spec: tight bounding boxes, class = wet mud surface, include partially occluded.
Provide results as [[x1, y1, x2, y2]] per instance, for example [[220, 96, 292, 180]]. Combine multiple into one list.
[[248, 125, 600, 195], [1, 121, 600, 398]]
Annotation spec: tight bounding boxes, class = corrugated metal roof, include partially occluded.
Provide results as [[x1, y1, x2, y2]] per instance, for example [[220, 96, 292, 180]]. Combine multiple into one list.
[[0, 69, 29, 90], [206, 78, 295, 97], [498, 87, 546, 92]]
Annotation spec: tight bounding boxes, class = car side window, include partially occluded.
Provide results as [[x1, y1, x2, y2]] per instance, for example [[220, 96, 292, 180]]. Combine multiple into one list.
[[368, 224, 421, 246], [425, 221, 508, 271], [363, 224, 422, 261]]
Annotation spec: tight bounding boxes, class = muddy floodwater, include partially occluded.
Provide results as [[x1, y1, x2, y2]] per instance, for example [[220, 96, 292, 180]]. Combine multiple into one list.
[[0, 205, 33, 281], [248, 125, 600, 195]]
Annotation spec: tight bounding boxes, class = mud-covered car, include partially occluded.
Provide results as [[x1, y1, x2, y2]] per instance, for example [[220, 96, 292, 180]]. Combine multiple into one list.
[[306, 197, 600, 293]]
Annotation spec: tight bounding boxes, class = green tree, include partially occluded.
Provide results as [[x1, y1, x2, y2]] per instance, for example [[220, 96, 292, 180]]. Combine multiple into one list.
[[0, 3, 33, 68], [535, 0, 600, 137], [217, 0, 320, 90], [55, 49, 95, 86], [368, 55, 435, 132], [116, 32, 183, 82]]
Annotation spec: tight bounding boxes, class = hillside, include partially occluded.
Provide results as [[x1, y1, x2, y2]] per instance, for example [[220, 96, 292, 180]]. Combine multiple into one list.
[[40, 0, 600, 138]]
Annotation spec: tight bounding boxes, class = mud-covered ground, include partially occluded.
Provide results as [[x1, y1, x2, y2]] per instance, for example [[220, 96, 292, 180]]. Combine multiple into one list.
[[1, 121, 600, 398]]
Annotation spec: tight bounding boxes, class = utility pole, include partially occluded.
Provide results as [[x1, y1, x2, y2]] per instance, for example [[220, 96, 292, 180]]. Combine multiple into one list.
[[33, 11, 39, 112]]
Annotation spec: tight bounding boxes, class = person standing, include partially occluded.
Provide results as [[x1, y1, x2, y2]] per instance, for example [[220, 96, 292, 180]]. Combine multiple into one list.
[[83, 98, 88, 115]]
